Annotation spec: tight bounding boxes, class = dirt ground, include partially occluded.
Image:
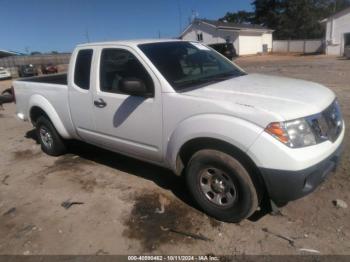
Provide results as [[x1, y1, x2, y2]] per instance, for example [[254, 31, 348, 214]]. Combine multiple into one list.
[[0, 54, 349, 255]]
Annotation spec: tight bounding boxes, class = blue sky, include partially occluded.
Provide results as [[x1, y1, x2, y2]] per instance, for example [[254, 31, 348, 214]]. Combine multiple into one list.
[[1, 0, 252, 53]]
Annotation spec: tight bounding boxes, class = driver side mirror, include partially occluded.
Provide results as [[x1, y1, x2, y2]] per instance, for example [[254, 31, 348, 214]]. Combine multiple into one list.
[[119, 78, 152, 97]]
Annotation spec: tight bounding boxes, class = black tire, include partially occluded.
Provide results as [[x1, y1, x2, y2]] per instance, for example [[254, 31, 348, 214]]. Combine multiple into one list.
[[2, 88, 12, 96], [35, 116, 66, 156], [186, 149, 258, 223]]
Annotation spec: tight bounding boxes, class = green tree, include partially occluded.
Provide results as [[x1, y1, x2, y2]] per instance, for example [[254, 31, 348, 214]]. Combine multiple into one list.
[[330, 0, 350, 12], [252, 0, 285, 30], [277, 0, 322, 39], [284, 0, 349, 39], [219, 10, 254, 24], [219, 0, 350, 39]]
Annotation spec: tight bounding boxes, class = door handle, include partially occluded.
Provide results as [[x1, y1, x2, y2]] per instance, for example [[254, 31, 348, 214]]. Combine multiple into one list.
[[94, 98, 107, 108]]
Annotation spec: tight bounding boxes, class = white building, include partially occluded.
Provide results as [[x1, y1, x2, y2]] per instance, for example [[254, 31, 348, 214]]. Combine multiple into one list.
[[322, 7, 350, 56], [180, 19, 274, 56]]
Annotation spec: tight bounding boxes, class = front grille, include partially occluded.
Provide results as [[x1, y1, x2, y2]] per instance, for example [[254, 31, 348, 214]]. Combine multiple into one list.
[[308, 100, 343, 143]]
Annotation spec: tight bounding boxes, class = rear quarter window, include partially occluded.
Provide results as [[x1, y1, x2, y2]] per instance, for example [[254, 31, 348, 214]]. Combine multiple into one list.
[[74, 49, 93, 90]]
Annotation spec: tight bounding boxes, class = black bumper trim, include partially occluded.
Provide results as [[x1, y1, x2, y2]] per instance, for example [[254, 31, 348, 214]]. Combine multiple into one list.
[[259, 143, 343, 203]]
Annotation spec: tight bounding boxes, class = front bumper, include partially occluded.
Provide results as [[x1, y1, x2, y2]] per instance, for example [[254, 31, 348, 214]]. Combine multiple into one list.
[[22, 72, 36, 76], [260, 142, 343, 203]]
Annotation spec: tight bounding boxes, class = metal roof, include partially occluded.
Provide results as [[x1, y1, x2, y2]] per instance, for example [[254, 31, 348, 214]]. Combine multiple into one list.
[[180, 18, 273, 38], [0, 49, 19, 58], [195, 18, 271, 31], [320, 6, 350, 23]]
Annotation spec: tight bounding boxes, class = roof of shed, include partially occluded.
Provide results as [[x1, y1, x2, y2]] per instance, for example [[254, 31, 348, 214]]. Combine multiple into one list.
[[180, 18, 273, 38], [0, 50, 18, 58], [196, 18, 271, 30], [320, 6, 350, 23]]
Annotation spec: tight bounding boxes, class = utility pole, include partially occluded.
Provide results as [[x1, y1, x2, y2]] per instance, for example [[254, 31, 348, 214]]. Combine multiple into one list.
[[85, 28, 90, 43], [191, 10, 199, 22], [177, 0, 183, 34]]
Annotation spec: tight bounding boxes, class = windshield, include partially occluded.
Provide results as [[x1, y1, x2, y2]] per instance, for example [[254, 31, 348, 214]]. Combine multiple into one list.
[[138, 41, 246, 91]]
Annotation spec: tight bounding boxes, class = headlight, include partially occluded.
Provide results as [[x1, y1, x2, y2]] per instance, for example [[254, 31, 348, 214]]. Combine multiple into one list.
[[265, 118, 316, 148]]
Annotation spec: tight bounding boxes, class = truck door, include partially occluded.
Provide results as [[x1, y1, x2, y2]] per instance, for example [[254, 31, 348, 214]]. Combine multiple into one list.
[[90, 47, 163, 163], [68, 48, 96, 141]]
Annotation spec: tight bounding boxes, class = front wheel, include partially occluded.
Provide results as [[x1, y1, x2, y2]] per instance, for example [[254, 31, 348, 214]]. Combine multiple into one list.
[[186, 149, 259, 222], [36, 116, 67, 156]]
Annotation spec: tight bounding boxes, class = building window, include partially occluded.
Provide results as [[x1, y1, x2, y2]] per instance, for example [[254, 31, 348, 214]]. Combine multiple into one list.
[[197, 33, 203, 42]]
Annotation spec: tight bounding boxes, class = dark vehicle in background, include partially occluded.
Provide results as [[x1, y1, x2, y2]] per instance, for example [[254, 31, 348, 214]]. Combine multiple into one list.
[[18, 64, 38, 77], [209, 43, 237, 60], [345, 46, 350, 59], [41, 64, 58, 74]]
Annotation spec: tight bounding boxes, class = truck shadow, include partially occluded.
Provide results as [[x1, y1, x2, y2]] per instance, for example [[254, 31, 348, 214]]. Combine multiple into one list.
[[25, 129, 269, 222], [113, 96, 145, 128], [25, 129, 194, 205]]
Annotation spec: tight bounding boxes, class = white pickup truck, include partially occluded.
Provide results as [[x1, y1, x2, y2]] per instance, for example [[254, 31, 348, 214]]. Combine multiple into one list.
[[13, 40, 344, 222]]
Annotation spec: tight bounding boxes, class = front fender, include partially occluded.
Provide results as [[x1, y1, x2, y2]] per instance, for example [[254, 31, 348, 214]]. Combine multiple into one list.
[[28, 94, 71, 139], [165, 114, 264, 172]]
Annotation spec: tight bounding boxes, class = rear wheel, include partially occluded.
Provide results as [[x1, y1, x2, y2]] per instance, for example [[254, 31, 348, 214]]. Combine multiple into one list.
[[36, 116, 66, 156], [1, 89, 12, 96], [186, 149, 258, 222], [1, 88, 13, 101]]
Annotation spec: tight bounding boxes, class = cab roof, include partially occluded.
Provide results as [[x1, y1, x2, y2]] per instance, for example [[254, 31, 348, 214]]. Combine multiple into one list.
[[77, 39, 184, 48]]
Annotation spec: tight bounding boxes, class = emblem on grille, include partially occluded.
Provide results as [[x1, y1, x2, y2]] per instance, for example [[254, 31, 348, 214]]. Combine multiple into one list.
[[308, 100, 343, 143]]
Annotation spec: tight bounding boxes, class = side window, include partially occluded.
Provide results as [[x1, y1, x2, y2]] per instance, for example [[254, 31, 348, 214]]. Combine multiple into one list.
[[74, 49, 93, 90], [197, 33, 203, 42], [99, 48, 154, 96]]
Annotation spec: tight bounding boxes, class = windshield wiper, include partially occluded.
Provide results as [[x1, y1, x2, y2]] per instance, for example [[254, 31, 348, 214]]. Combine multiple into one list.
[[175, 71, 244, 89], [175, 78, 215, 88], [206, 71, 242, 80]]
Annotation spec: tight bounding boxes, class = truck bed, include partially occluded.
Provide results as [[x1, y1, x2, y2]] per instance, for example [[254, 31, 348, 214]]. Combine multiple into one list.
[[13, 74, 75, 138], [17, 73, 67, 85]]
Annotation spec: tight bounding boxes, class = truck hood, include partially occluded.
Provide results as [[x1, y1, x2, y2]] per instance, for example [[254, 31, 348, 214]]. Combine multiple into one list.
[[182, 73, 335, 122]]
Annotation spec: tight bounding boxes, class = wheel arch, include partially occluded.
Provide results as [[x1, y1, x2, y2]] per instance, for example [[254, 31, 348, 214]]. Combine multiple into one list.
[[30, 106, 49, 124], [176, 137, 258, 175], [175, 137, 268, 203], [28, 95, 71, 139], [166, 113, 264, 173]]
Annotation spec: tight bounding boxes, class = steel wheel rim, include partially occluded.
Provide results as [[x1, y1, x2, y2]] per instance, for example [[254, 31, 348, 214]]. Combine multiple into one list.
[[199, 167, 237, 207], [39, 126, 53, 149]]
